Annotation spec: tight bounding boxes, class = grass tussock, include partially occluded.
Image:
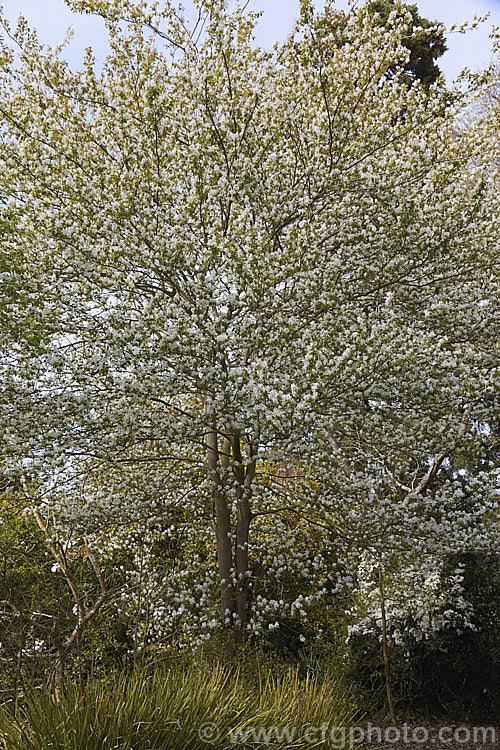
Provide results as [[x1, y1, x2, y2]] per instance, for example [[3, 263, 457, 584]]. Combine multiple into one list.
[[0, 665, 357, 749]]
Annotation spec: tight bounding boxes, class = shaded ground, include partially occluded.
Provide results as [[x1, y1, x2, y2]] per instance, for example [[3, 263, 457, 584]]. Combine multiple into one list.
[[359, 722, 499, 750]]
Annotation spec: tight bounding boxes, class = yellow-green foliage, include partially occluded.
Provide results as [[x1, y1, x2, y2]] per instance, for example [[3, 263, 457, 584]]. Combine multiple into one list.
[[0, 665, 357, 749]]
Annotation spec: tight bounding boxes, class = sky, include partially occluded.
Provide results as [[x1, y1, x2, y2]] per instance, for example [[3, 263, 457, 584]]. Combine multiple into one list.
[[0, 0, 499, 81]]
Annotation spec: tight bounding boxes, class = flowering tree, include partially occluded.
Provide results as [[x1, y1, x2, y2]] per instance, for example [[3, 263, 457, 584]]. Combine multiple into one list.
[[0, 0, 498, 653]]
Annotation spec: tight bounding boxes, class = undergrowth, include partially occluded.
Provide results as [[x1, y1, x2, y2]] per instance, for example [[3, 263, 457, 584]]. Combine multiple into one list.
[[0, 664, 357, 749]]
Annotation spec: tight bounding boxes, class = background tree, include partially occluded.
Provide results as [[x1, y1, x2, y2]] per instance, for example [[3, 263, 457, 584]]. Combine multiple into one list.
[[0, 482, 125, 698], [369, 0, 447, 88], [298, 0, 447, 91]]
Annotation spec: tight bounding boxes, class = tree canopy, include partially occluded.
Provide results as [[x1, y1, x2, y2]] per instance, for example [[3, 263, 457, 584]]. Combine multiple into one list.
[[0, 0, 498, 651]]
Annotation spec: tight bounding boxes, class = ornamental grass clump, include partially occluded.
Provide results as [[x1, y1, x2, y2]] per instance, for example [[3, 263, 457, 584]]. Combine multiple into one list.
[[0, 666, 357, 749]]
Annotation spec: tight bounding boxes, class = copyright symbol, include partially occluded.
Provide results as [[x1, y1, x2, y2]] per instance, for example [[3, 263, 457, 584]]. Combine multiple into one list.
[[198, 721, 220, 744]]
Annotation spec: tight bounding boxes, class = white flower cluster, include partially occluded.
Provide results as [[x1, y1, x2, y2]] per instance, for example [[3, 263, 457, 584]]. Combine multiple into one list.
[[347, 553, 477, 649], [0, 0, 497, 650]]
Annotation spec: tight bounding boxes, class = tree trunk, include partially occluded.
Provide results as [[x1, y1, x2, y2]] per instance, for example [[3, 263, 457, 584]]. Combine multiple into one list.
[[206, 422, 236, 629], [205, 392, 258, 655], [232, 435, 255, 637], [378, 566, 397, 724], [54, 649, 67, 702]]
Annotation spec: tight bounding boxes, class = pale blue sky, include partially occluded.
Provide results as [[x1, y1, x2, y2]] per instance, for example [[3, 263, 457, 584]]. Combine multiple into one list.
[[0, 0, 499, 80]]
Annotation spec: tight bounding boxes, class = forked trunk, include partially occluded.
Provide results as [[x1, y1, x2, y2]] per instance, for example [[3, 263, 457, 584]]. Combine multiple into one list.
[[206, 419, 255, 653]]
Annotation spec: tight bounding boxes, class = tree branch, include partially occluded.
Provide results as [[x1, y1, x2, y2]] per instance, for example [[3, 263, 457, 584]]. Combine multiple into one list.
[[321, 428, 353, 478], [403, 401, 476, 502]]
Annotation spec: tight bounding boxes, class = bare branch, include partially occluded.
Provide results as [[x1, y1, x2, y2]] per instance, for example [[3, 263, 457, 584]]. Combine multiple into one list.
[[404, 401, 477, 502], [321, 428, 353, 478]]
